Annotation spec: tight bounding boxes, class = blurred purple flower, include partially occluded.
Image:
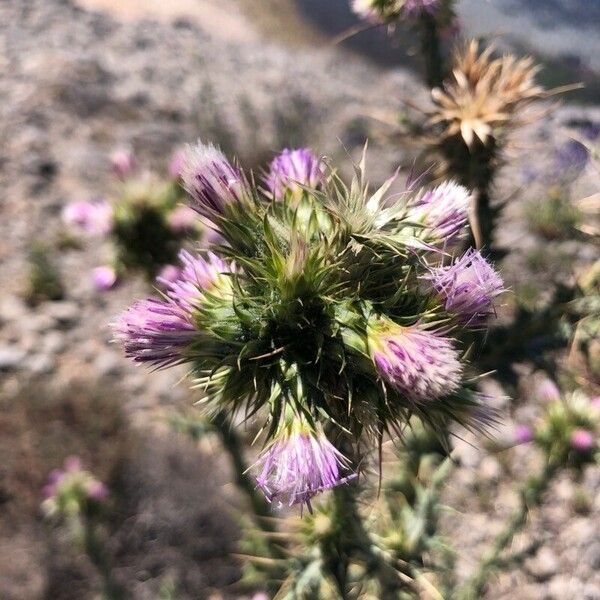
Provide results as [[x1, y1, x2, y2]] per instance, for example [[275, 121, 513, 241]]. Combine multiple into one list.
[[407, 181, 470, 243], [570, 428, 595, 452], [62, 200, 113, 236], [168, 149, 186, 180], [402, 0, 441, 17], [92, 265, 118, 291], [111, 298, 196, 368], [156, 264, 182, 286], [86, 481, 109, 502], [370, 320, 462, 402], [181, 142, 247, 221], [515, 424, 534, 445], [256, 421, 353, 512], [554, 140, 589, 180], [110, 148, 137, 179], [591, 396, 600, 411], [427, 249, 504, 326], [266, 148, 325, 198], [167, 205, 198, 233], [535, 378, 561, 403]]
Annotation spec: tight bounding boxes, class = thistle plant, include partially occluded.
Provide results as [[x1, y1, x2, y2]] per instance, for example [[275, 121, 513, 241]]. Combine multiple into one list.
[[112, 140, 505, 596], [459, 388, 600, 599], [24, 241, 65, 305], [63, 149, 202, 287], [42, 458, 122, 599], [350, 0, 457, 87], [424, 41, 551, 253]]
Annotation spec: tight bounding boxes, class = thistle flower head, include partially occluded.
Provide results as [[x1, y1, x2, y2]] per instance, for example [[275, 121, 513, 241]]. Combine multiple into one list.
[[430, 41, 545, 147], [112, 298, 196, 368], [535, 378, 561, 403], [167, 205, 198, 233], [514, 424, 534, 445], [255, 418, 353, 512], [62, 200, 113, 236], [110, 148, 137, 179], [92, 265, 118, 291], [159, 249, 234, 313], [406, 181, 470, 243], [402, 0, 441, 17], [427, 248, 505, 326], [181, 142, 247, 221], [42, 457, 107, 519], [157, 264, 182, 286], [368, 318, 462, 402], [168, 149, 186, 180], [266, 148, 325, 199], [570, 429, 595, 452]]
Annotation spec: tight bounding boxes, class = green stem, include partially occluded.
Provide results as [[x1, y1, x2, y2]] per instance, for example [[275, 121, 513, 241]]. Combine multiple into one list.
[[419, 12, 445, 89], [82, 519, 125, 600], [454, 459, 559, 599], [211, 410, 273, 524]]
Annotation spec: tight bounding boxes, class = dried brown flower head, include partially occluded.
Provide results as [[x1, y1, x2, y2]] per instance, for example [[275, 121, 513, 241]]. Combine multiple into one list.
[[429, 41, 546, 147]]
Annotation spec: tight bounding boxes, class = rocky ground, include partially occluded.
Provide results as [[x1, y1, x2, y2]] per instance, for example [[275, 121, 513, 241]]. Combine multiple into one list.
[[0, 0, 599, 598]]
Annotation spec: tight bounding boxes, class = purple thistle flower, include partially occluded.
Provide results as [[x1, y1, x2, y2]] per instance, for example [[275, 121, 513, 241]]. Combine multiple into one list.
[[110, 148, 137, 179], [158, 250, 234, 313], [407, 181, 471, 243], [157, 264, 182, 286], [167, 205, 198, 233], [86, 481, 109, 502], [255, 420, 354, 512], [514, 424, 534, 445], [570, 428, 595, 452], [535, 378, 561, 403], [369, 320, 462, 402], [402, 0, 441, 17], [427, 249, 504, 326], [168, 149, 186, 180], [112, 298, 196, 368], [266, 148, 325, 198], [181, 142, 247, 220], [62, 200, 113, 236], [92, 265, 118, 291]]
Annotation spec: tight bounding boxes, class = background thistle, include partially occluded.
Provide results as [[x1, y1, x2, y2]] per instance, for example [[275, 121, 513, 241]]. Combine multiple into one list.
[[63, 150, 203, 286], [425, 41, 554, 254]]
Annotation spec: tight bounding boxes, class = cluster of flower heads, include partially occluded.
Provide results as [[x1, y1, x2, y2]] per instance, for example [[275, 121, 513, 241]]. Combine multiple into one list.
[[514, 379, 600, 469], [63, 148, 201, 289], [42, 457, 108, 519], [113, 140, 505, 511]]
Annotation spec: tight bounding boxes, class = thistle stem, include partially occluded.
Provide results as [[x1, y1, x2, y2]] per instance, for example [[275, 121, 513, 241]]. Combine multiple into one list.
[[418, 12, 445, 89], [455, 459, 559, 599], [82, 519, 125, 600], [211, 410, 273, 524]]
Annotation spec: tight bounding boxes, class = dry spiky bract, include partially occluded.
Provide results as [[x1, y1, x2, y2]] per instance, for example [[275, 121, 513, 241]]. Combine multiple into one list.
[[429, 41, 545, 148]]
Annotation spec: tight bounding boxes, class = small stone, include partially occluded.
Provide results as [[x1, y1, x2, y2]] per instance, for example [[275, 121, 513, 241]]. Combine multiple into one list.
[[41, 331, 66, 355], [0, 295, 27, 324], [46, 301, 80, 326], [526, 547, 559, 581], [479, 456, 501, 482], [0, 346, 26, 371], [94, 352, 122, 377], [25, 353, 56, 376], [22, 313, 56, 334]]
